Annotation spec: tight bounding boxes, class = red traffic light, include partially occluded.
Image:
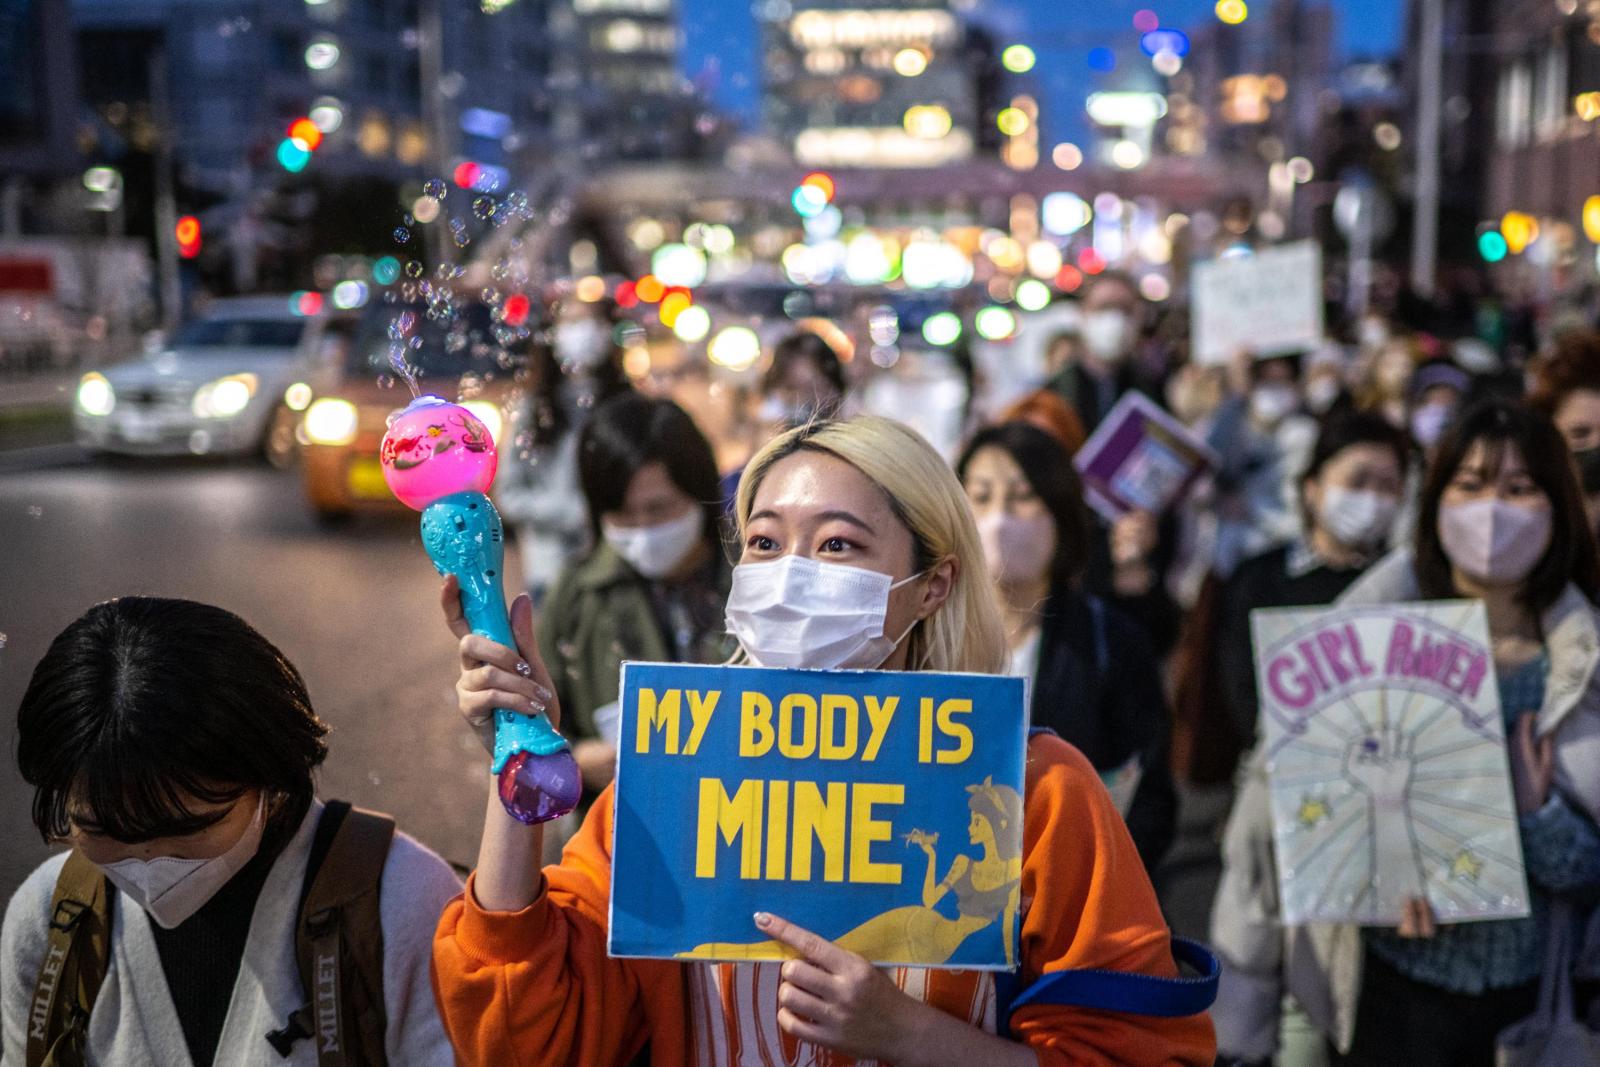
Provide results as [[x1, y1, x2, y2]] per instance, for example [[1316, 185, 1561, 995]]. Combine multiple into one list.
[[175, 215, 201, 259], [801, 171, 835, 201], [287, 117, 322, 151], [502, 293, 531, 326]]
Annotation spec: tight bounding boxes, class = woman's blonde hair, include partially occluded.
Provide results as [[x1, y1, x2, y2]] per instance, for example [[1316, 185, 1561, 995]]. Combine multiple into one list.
[[734, 416, 1008, 675]]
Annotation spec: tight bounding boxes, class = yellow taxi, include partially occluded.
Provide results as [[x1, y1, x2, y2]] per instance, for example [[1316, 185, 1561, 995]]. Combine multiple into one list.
[[295, 300, 522, 522]]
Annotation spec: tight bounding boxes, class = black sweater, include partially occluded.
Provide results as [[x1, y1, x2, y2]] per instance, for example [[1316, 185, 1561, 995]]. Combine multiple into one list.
[[1026, 588, 1178, 871], [146, 796, 307, 1067]]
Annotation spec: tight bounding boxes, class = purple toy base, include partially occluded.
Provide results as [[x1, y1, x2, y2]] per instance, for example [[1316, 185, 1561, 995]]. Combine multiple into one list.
[[497, 748, 583, 825]]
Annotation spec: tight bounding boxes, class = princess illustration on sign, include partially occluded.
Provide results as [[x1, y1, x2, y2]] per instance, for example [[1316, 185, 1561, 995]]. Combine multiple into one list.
[[680, 778, 1024, 966]]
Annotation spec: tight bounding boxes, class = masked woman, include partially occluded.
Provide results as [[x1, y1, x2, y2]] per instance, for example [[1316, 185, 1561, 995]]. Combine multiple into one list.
[[535, 391, 733, 800], [1211, 399, 1600, 1067], [432, 416, 1216, 1066], [1, 598, 461, 1066], [957, 421, 1177, 870]]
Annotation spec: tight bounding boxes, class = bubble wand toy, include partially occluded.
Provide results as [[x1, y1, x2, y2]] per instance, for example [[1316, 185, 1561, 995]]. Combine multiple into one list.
[[381, 394, 581, 824]]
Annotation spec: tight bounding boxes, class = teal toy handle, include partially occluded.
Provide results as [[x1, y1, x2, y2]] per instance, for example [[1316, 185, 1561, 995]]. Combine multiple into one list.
[[420, 490, 570, 772]]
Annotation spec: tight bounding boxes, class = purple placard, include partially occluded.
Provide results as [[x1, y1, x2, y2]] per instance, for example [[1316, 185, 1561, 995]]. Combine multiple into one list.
[[1074, 392, 1216, 522]]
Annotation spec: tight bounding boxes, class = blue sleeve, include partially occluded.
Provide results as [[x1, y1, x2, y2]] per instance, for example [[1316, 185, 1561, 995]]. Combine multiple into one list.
[[1519, 791, 1600, 893]]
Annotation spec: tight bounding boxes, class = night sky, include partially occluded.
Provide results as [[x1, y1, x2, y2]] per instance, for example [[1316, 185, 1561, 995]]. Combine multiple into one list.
[[679, 0, 1404, 142]]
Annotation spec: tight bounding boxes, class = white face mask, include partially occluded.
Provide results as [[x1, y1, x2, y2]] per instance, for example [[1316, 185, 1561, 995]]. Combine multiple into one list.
[[1305, 376, 1342, 414], [99, 795, 266, 929], [1081, 310, 1132, 364], [555, 319, 608, 367], [1411, 403, 1454, 448], [758, 394, 824, 429], [1250, 384, 1300, 426], [1317, 487, 1399, 551], [976, 511, 1055, 585], [1359, 317, 1390, 352], [1437, 499, 1552, 585], [602, 507, 705, 579], [725, 555, 924, 671]]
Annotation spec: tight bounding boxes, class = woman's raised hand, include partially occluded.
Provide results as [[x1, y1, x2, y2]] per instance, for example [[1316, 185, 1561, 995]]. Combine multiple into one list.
[[440, 574, 561, 755]]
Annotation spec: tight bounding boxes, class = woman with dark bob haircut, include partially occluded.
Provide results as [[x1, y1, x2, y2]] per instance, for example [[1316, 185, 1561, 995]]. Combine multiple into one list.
[[955, 420, 1177, 869], [535, 392, 735, 804], [1211, 398, 1600, 1067], [1, 597, 461, 1066]]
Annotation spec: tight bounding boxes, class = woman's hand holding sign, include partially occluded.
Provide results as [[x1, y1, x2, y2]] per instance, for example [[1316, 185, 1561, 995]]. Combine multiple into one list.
[[754, 912, 1034, 1067]]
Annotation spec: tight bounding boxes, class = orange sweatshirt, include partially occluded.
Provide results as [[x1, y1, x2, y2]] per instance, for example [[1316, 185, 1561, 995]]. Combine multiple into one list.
[[432, 732, 1217, 1067]]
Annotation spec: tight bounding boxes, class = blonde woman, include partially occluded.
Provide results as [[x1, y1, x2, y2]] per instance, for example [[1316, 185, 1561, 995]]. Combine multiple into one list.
[[430, 416, 1216, 1066]]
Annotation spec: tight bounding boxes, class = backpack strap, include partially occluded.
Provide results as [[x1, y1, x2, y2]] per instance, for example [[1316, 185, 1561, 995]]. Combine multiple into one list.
[[995, 936, 1220, 1035], [26, 851, 113, 1067], [266, 801, 395, 1066]]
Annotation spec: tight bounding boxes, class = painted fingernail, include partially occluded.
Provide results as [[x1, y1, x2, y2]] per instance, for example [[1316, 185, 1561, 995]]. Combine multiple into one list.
[[754, 911, 772, 928], [515, 661, 532, 677]]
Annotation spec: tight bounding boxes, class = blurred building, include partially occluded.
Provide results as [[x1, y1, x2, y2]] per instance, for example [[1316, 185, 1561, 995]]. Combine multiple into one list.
[[0, 0, 81, 194], [1401, 0, 1498, 271], [758, 0, 1002, 167], [1172, 0, 1335, 168], [71, 0, 558, 195], [1483, 0, 1600, 261], [547, 0, 704, 161]]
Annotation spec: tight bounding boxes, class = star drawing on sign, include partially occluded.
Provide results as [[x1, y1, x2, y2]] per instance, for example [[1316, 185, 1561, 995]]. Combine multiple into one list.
[[1450, 849, 1484, 882], [1296, 795, 1331, 829]]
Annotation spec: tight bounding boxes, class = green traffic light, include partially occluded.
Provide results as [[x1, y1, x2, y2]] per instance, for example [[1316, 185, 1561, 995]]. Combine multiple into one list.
[[277, 138, 311, 173]]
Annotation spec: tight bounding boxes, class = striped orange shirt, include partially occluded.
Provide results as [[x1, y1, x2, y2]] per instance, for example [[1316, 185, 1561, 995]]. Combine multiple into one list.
[[433, 733, 1216, 1066]]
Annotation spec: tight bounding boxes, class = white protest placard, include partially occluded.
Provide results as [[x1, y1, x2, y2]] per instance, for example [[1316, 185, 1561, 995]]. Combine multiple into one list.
[[1251, 600, 1530, 927], [1192, 240, 1325, 365]]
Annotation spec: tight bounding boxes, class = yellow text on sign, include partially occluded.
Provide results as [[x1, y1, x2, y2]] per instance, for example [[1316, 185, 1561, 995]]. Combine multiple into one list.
[[634, 688, 719, 756], [918, 697, 973, 764], [694, 778, 905, 884], [738, 692, 898, 761]]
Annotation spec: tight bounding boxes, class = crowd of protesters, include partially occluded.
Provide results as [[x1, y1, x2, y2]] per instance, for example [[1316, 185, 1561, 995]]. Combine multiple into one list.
[[8, 272, 1600, 1067]]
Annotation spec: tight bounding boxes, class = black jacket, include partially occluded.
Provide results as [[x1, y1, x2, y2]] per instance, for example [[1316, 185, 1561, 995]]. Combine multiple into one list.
[[1028, 587, 1178, 871]]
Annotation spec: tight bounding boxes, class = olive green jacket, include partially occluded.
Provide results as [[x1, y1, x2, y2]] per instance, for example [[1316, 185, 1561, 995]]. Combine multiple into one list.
[[536, 541, 734, 741]]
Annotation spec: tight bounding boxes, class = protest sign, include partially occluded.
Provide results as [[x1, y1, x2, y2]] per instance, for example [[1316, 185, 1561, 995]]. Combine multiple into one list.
[[1192, 240, 1325, 365], [1251, 601, 1530, 927], [1075, 391, 1216, 522], [608, 662, 1029, 970]]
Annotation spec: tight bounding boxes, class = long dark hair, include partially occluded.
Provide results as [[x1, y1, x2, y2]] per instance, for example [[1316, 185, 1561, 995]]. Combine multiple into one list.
[[955, 421, 1092, 592], [17, 598, 329, 844], [764, 331, 846, 402], [1414, 398, 1600, 613], [578, 393, 724, 549]]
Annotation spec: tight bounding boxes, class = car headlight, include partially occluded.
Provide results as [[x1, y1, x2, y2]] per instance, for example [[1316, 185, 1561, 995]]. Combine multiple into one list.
[[192, 373, 258, 418], [283, 382, 314, 412], [461, 400, 504, 446], [77, 373, 115, 417], [304, 397, 359, 446]]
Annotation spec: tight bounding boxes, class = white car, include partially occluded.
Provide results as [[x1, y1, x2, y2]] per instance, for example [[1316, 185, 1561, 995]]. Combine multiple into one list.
[[74, 296, 346, 461]]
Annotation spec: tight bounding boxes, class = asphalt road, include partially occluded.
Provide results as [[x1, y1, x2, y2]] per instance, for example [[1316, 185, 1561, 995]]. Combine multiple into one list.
[[0, 454, 500, 903], [0, 451, 1226, 939]]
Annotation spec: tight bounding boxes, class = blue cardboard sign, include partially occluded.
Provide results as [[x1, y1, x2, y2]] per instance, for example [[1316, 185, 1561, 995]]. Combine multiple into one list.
[[608, 662, 1028, 970]]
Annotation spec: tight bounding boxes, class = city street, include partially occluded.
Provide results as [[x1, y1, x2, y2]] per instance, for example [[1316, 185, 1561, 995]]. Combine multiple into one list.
[[0, 453, 1227, 936], [0, 456, 498, 901]]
